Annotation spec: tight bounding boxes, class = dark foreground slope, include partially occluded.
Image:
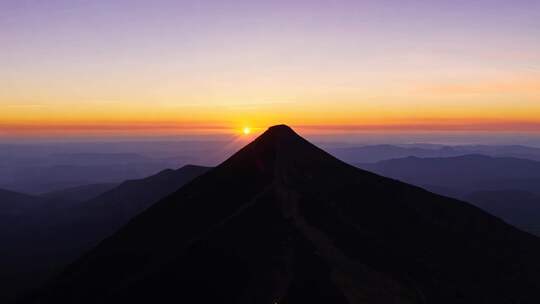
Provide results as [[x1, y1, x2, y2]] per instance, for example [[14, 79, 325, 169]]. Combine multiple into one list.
[[0, 189, 63, 303], [2, 165, 208, 303], [30, 125, 540, 304]]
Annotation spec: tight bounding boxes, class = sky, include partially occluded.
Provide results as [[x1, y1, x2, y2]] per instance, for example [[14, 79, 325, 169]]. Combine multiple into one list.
[[1, 0, 539, 140]]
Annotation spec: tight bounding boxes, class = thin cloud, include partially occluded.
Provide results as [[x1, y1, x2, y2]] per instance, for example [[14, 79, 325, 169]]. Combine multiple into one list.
[[422, 78, 540, 95]]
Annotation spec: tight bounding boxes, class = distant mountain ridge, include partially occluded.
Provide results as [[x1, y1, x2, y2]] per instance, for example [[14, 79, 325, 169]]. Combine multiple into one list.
[[327, 143, 540, 163], [30, 125, 540, 304], [0, 152, 188, 194], [0, 189, 45, 216], [40, 183, 118, 203], [359, 154, 540, 194]]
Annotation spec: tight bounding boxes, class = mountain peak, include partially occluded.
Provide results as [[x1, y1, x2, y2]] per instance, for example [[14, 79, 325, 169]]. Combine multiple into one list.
[[257, 124, 303, 143], [227, 124, 340, 175], [266, 124, 295, 134]]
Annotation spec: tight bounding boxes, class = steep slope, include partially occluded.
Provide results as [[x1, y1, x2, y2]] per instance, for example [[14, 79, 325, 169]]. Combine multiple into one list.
[[31, 125, 540, 304]]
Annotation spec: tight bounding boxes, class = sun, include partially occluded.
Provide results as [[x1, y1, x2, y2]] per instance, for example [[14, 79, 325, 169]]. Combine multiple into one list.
[[242, 127, 251, 135]]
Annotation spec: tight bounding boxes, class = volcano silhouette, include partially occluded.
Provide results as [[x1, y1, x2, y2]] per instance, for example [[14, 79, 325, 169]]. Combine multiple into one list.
[[30, 125, 540, 303]]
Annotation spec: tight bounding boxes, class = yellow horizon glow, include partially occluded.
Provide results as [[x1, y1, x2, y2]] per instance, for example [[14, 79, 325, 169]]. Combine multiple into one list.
[[2, 96, 540, 137], [2, 65, 539, 138]]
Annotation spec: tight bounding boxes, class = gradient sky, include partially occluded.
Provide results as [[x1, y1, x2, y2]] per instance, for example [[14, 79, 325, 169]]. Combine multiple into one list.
[[1, 0, 539, 138]]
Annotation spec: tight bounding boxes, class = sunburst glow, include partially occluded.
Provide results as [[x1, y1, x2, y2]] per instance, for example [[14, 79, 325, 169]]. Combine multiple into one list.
[[243, 127, 251, 135]]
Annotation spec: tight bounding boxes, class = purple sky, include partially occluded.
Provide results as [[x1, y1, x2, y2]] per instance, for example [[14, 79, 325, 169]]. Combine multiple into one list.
[[1, 0, 539, 142]]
